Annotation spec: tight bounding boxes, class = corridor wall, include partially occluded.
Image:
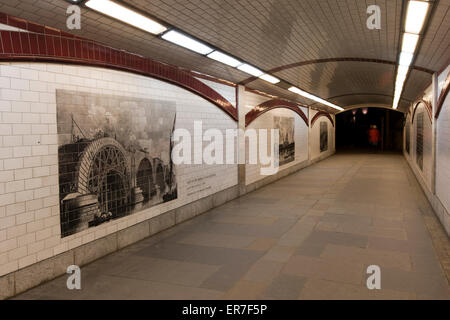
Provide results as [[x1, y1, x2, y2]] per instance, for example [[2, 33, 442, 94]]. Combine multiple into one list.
[[403, 64, 450, 235], [0, 14, 337, 299], [242, 90, 309, 186], [435, 65, 450, 233], [310, 110, 335, 161], [0, 62, 239, 293], [404, 97, 433, 192]]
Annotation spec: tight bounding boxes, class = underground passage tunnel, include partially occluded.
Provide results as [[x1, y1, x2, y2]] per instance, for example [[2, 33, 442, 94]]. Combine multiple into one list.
[[0, 0, 449, 307], [336, 107, 405, 152]]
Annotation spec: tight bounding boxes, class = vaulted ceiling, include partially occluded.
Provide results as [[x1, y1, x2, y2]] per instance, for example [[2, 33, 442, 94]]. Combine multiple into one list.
[[1, 0, 449, 113]]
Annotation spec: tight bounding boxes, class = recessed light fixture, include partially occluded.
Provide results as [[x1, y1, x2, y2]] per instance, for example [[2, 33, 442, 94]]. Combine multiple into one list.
[[395, 76, 406, 91], [162, 30, 214, 55], [399, 52, 414, 66], [397, 65, 409, 77], [207, 51, 242, 67], [393, 0, 430, 109], [237, 64, 264, 77], [0, 23, 27, 32], [393, 72, 407, 110], [288, 87, 314, 99], [85, 0, 167, 35], [259, 74, 280, 84], [288, 86, 344, 111], [393, 84, 403, 109], [396, 74, 407, 86], [401, 33, 419, 53], [404, 1, 430, 34]]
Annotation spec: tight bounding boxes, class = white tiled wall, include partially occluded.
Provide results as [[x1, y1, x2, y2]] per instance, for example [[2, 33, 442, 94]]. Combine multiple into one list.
[[403, 70, 450, 235], [436, 87, 450, 214], [310, 110, 335, 160], [241, 91, 309, 186], [0, 62, 238, 276], [245, 108, 309, 185], [411, 103, 433, 190], [404, 83, 433, 192]]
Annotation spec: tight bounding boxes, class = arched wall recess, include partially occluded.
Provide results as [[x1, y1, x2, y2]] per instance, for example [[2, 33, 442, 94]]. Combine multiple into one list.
[[412, 100, 433, 124], [245, 99, 309, 127], [311, 111, 335, 127]]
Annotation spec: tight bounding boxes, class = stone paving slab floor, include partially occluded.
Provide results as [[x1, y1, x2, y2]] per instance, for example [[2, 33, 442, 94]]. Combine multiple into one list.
[[14, 153, 450, 300]]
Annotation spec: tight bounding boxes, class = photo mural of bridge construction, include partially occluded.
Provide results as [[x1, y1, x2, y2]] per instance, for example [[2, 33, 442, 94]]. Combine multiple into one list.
[[56, 90, 177, 237], [274, 116, 295, 166], [320, 122, 329, 153]]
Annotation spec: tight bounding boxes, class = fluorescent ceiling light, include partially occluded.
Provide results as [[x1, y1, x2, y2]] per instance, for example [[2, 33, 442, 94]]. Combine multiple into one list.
[[397, 65, 409, 77], [405, 1, 429, 34], [259, 74, 280, 84], [392, 77, 406, 109], [393, 101, 399, 110], [395, 84, 405, 94], [393, 0, 430, 110], [288, 86, 302, 94], [393, 93, 401, 108], [207, 51, 242, 67], [399, 52, 413, 66], [395, 82, 403, 92], [397, 73, 407, 82], [85, 0, 167, 35], [162, 30, 213, 55], [396, 81, 405, 89], [288, 86, 344, 111], [396, 69, 408, 81], [237, 64, 264, 77], [395, 80, 405, 90], [288, 87, 314, 99], [0, 23, 27, 32], [402, 33, 419, 53]]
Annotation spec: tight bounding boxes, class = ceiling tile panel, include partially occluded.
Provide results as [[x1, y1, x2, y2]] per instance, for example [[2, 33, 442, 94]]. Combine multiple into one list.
[[0, 0, 447, 112]]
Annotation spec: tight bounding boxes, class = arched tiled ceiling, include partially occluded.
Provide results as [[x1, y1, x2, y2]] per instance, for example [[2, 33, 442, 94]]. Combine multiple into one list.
[[1, 0, 448, 113], [414, 1, 450, 71], [403, 69, 437, 102], [239, 58, 433, 85], [339, 104, 407, 113], [274, 61, 396, 96], [322, 93, 410, 111]]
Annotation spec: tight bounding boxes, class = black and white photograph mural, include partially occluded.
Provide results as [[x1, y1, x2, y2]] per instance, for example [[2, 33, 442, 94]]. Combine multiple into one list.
[[274, 116, 295, 166], [416, 112, 424, 170], [56, 90, 177, 237], [320, 121, 328, 153]]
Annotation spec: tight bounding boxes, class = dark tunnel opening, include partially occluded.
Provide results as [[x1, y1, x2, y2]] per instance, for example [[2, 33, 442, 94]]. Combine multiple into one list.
[[336, 107, 405, 153]]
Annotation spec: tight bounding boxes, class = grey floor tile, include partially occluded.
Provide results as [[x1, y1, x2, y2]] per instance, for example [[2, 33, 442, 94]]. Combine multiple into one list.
[[295, 243, 325, 257], [263, 274, 307, 299], [117, 257, 221, 287]]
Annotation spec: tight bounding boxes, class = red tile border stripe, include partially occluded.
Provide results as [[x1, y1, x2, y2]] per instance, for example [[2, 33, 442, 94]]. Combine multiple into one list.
[[0, 12, 238, 121], [435, 79, 449, 119], [245, 99, 309, 127], [311, 111, 335, 127], [412, 99, 433, 123]]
